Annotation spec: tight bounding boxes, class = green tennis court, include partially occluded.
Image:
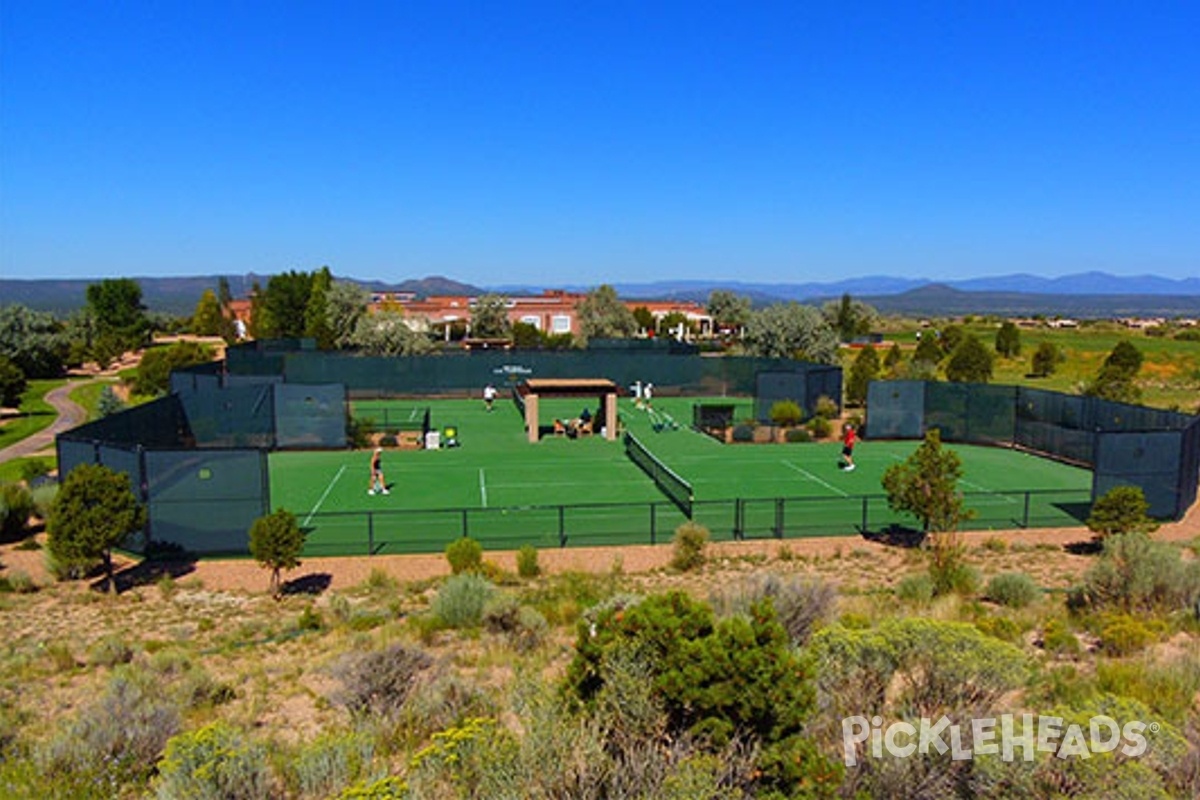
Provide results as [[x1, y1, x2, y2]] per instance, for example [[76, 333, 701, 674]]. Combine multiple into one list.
[[270, 395, 1094, 556]]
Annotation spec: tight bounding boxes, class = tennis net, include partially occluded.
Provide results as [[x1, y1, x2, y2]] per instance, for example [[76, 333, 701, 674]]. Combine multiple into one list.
[[624, 432, 694, 517]]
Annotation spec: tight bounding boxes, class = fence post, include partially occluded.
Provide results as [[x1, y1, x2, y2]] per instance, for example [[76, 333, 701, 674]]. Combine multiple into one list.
[[462, 509, 469, 539], [559, 505, 566, 548], [861, 496, 869, 534], [774, 498, 783, 539], [1023, 492, 1031, 528], [734, 499, 744, 541], [650, 503, 657, 545], [368, 512, 374, 555]]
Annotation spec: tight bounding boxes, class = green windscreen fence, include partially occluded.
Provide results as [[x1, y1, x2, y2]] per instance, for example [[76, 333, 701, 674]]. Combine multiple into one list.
[[145, 450, 269, 554], [865, 381, 925, 438], [224, 338, 841, 399], [274, 384, 347, 449], [754, 367, 844, 423]]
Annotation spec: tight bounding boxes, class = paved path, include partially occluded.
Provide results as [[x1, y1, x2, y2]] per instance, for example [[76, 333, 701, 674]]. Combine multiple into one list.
[[0, 381, 87, 463]]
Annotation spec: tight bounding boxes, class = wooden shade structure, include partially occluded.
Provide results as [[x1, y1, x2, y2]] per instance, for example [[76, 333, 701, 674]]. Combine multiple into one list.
[[516, 378, 620, 442]]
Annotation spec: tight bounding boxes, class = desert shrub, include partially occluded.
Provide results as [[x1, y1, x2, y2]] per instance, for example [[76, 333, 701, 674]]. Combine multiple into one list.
[[154, 722, 274, 800], [1087, 485, 1156, 537], [1068, 532, 1200, 614], [784, 427, 812, 443], [347, 416, 375, 449], [814, 395, 839, 419], [1095, 648, 1200, 725], [928, 552, 980, 597], [669, 521, 709, 572], [1098, 613, 1163, 656], [0, 482, 35, 541], [516, 544, 540, 578], [0, 570, 35, 594], [297, 605, 324, 631], [20, 458, 51, 483], [87, 634, 134, 667], [896, 573, 935, 604], [807, 415, 832, 439], [287, 730, 375, 800], [768, 400, 803, 427], [566, 591, 839, 796], [985, 572, 1041, 608], [731, 423, 754, 442], [482, 595, 548, 652], [39, 667, 182, 794], [432, 573, 495, 628], [378, 433, 398, 447], [331, 643, 435, 723], [1174, 329, 1200, 341], [336, 776, 408, 799], [1039, 618, 1082, 658], [711, 573, 836, 645], [974, 615, 1023, 643], [445, 536, 484, 575], [980, 536, 1008, 553]]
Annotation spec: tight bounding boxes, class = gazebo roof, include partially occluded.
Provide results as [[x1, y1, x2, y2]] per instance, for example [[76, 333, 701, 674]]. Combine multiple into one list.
[[518, 378, 619, 397]]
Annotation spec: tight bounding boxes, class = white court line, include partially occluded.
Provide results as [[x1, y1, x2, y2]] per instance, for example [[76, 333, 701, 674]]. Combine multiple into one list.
[[305, 464, 346, 526], [781, 460, 849, 497], [479, 468, 488, 508]]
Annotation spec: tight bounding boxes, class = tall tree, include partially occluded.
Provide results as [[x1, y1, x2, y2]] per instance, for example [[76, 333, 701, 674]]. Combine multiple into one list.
[[706, 290, 751, 335], [1085, 340, 1144, 402], [631, 305, 655, 334], [0, 355, 27, 407], [822, 293, 877, 343], [994, 321, 1021, 357], [47, 463, 146, 592], [883, 342, 905, 377], [257, 270, 315, 339], [191, 289, 224, 336], [912, 333, 943, 371], [845, 346, 881, 406], [350, 310, 433, 356], [304, 267, 335, 349], [741, 303, 839, 364], [0, 304, 69, 378], [470, 294, 511, 339], [944, 334, 994, 383], [326, 280, 370, 348], [1030, 341, 1060, 377], [576, 285, 638, 344], [217, 276, 234, 309], [86, 278, 150, 353], [247, 281, 267, 339]]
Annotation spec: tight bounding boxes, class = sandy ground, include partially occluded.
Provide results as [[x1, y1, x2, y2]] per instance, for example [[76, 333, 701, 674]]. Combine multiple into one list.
[[4, 499, 1197, 596]]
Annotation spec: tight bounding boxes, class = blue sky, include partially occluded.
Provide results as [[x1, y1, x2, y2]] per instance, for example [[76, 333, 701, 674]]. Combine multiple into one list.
[[2, 1, 1198, 287]]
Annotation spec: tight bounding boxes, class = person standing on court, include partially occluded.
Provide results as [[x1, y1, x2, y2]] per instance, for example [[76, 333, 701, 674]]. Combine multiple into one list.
[[840, 423, 857, 471], [643, 382, 653, 409], [483, 383, 497, 412], [368, 446, 389, 495]]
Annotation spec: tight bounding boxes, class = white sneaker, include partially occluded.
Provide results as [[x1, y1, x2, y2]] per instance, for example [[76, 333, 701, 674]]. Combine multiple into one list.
[[381, 488, 390, 495], [846, 464, 856, 471], [368, 489, 376, 495]]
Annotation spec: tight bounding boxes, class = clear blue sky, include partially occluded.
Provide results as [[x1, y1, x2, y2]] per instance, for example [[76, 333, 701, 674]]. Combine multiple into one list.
[[2, 1, 1198, 287]]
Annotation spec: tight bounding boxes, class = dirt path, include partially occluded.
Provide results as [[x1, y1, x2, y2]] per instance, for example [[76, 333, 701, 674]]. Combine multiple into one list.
[[0, 381, 87, 462]]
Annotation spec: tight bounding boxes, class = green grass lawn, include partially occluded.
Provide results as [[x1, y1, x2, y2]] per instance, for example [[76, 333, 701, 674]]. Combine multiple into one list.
[[273, 395, 1095, 556], [858, 323, 1200, 412], [0, 379, 67, 451]]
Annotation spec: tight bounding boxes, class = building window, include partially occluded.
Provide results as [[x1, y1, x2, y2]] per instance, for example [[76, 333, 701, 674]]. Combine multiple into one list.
[[521, 316, 541, 329], [551, 315, 572, 333]]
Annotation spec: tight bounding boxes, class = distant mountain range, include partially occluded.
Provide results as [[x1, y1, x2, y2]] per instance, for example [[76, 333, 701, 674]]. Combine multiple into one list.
[[2, 271, 1198, 318]]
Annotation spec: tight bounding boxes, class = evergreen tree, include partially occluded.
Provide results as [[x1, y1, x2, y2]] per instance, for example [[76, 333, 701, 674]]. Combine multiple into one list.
[[1030, 341, 1060, 377], [48, 463, 146, 592], [0, 355, 26, 407], [248, 508, 305, 598], [191, 289, 224, 336], [470, 294, 511, 339], [1085, 340, 1143, 402], [576, 285, 638, 344], [994, 320, 1021, 357], [945, 334, 994, 383], [304, 267, 335, 349], [846, 346, 881, 406], [882, 428, 973, 533]]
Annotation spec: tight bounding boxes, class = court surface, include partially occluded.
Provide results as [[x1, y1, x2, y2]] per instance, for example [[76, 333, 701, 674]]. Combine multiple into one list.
[[269, 395, 1094, 555]]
